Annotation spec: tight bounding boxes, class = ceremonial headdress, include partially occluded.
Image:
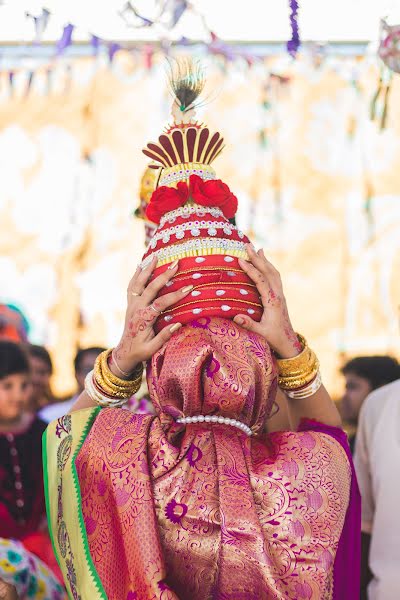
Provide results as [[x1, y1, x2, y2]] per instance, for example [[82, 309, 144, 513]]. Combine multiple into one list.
[[141, 60, 263, 331]]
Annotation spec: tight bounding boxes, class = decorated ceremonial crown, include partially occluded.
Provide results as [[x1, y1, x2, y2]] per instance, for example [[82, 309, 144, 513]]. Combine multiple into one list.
[[141, 60, 263, 331]]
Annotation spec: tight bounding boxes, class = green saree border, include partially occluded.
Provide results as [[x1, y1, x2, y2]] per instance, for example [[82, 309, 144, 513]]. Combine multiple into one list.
[[43, 407, 108, 600]]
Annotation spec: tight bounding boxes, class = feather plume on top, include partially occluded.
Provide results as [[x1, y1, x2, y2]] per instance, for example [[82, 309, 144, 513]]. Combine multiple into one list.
[[168, 59, 206, 124]]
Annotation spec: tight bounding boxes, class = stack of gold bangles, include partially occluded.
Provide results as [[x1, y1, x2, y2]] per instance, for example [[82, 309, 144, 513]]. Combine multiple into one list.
[[85, 349, 143, 408], [276, 334, 322, 399]]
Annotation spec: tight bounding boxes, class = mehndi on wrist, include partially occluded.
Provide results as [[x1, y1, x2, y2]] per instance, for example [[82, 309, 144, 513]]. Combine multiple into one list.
[[276, 334, 322, 398], [84, 349, 144, 408]]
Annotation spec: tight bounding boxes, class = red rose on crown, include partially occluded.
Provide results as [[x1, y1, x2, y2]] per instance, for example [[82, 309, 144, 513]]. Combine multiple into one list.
[[145, 174, 238, 224], [145, 181, 190, 224], [189, 175, 238, 219]]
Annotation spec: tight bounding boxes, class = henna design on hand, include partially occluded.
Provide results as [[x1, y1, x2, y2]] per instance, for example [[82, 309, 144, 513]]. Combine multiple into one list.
[[115, 306, 158, 360]]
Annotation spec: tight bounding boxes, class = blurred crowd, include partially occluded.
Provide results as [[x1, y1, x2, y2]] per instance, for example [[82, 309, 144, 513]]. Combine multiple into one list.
[[0, 301, 399, 599]]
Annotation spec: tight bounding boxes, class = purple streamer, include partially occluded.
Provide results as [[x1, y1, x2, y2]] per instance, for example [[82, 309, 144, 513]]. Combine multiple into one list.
[[169, 0, 187, 29], [287, 0, 300, 57], [56, 23, 74, 55], [91, 35, 100, 54], [108, 42, 121, 62]]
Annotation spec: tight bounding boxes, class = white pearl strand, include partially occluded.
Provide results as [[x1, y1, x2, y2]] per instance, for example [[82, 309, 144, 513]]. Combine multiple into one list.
[[176, 414, 252, 436]]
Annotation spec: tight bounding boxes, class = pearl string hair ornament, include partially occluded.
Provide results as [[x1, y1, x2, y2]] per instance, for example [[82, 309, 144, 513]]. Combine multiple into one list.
[[176, 414, 252, 436]]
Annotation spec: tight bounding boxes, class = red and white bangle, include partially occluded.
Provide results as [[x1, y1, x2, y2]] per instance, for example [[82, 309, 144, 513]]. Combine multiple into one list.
[[285, 370, 322, 399]]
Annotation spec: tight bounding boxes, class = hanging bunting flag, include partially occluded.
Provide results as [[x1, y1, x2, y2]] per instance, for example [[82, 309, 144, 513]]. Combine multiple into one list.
[[143, 44, 154, 70], [29, 8, 50, 44], [119, 2, 154, 28], [168, 0, 188, 29], [91, 35, 101, 55], [108, 42, 121, 62], [56, 23, 74, 56], [209, 32, 235, 61], [287, 0, 300, 57]]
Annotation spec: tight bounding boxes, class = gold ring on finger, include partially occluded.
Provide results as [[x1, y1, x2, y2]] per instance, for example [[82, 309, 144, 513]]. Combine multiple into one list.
[[130, 291, 141, 297], [150, 303, 160, 314]]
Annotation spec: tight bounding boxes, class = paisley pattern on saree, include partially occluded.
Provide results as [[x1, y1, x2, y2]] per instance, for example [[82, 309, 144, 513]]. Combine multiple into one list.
[[75, 319, 351, 599], [43, 408, 108, 600]]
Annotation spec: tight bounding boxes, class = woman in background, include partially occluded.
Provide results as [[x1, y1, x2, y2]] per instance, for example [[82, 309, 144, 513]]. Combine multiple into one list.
[[0, 341, 45, 541], [0, 341, 63, 593]]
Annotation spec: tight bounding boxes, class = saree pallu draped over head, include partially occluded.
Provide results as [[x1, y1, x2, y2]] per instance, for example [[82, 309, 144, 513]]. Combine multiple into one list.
[[43, 318, 360, 600]]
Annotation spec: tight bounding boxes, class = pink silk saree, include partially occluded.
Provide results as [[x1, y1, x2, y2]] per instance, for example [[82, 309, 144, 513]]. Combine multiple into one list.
[[43, 318, 360, 599]]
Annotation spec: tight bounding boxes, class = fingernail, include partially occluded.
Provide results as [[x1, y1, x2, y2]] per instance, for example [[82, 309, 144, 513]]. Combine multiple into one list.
[[235, 316, 245, 325], [259, 248, 265, 257], [248, 243, 255, 251], [170, 323, 182, 333], [168, 259, 179, 270], [181, 285, 194, 293]]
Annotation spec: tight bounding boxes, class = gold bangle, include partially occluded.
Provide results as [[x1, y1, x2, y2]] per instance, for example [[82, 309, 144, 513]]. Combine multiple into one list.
[[94, 356, 133, 396], [278, 360, 320, 390], [94, 350, 143, 398], [99, 350, 143, 389], [276, 334, 320, 391], [93, 367, 132, 398]]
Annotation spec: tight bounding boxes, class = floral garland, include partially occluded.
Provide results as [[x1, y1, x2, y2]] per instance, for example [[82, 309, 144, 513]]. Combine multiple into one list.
[[287, 0, 300, 57], [146, 174, 238, 224]]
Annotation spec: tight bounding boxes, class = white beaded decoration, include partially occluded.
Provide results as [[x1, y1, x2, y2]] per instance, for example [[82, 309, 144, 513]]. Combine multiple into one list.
[[159, 168, 216, 187], [216, 290, 225, 296], [159, 205, 224, 228], [176, 415, 252, 436], [221, 305, 231, 311], [150, 220, 235, 249]]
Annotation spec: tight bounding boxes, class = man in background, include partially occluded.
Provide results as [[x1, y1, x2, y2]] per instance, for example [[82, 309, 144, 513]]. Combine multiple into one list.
[[341, 355, 400, 452], [26, 345, 54, 411], [39, 347, 105, 423], [355, 378, 400, 599]]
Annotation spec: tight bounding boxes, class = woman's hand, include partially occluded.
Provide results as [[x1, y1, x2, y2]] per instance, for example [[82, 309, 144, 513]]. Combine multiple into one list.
[[233, 245, 302, 359], [112, 257, 193, 375]]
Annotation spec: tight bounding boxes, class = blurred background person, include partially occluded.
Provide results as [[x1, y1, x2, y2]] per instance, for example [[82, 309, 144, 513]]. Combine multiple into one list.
[[355, 377, 400, 599], [0, 340, 63, 588], [0, 340, 44, 541], [25, 345, 54, 412], [39, 346, 105, 423], [0, 538, 66, 600], [0, 304, 29, 345], [341, 355, 400, 452]]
